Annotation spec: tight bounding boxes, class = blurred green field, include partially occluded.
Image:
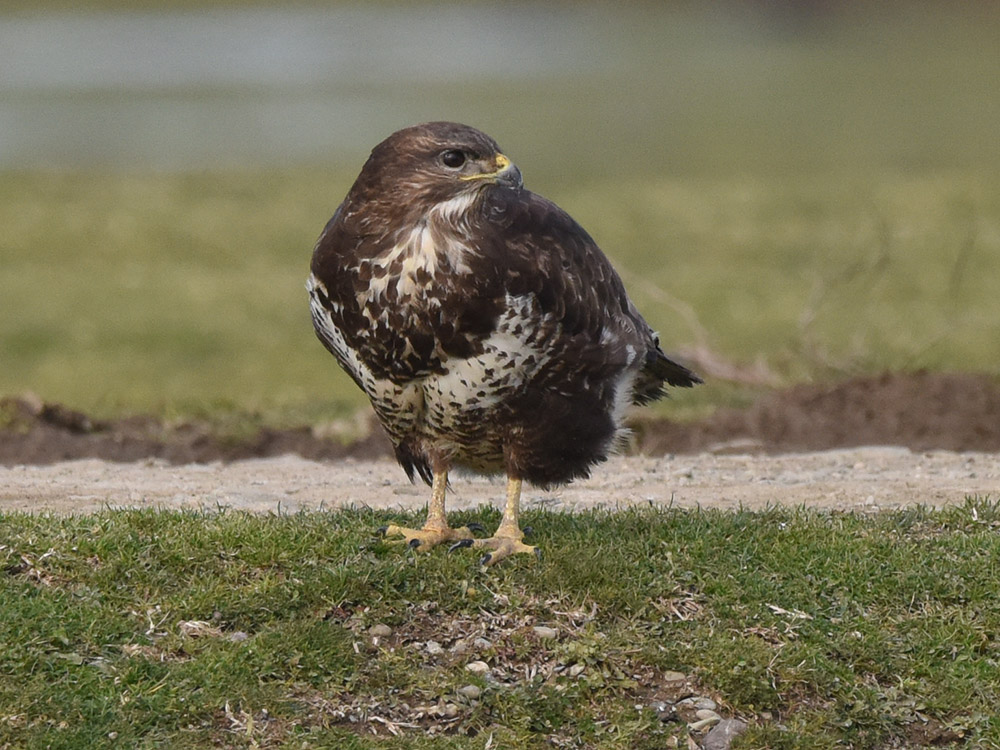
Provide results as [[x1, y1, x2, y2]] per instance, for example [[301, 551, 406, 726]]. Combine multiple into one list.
[[2, 2, 999, 423], [2, 168, 998, 422]]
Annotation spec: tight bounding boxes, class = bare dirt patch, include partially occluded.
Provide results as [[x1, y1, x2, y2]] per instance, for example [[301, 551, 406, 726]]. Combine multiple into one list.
[[1, 372, 997, 515], [3, 372, 999, 466], [634, 371, 1000, 455]]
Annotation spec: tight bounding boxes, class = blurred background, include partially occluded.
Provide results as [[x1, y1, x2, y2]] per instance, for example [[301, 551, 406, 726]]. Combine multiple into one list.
[[2, 1, 999, 423]]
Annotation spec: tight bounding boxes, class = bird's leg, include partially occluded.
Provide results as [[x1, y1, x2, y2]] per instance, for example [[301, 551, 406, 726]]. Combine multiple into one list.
[[377, 470, 483, 550], [466, 477, 539, 566]]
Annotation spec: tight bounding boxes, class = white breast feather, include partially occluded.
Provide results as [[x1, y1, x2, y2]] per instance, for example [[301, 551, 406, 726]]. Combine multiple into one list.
[[422, 294, 550, 431], [364, 219, 473, 310]]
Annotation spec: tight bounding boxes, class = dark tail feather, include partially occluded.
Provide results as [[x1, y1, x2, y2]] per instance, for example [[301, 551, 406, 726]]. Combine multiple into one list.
[[651, 349, 702, 388], [394, 443, 434, 486], [633, 349, 702, 405]]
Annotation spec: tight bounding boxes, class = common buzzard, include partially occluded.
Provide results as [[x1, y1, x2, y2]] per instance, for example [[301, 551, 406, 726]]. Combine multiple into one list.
[[308, 122, 700, 565]]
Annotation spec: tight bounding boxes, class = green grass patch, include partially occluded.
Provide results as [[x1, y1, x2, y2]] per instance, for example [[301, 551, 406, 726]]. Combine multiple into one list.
[[3, 500, 1000, 747]]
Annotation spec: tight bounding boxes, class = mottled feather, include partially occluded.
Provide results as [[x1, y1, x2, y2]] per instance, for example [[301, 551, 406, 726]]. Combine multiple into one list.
[[309, 122, 699, 488]]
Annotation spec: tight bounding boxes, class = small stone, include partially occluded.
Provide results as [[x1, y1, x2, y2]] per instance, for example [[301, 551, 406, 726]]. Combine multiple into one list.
[[457, 684, 481, 700], [651, 701, 677, 722], [369, 624, 392, 638], [450, 640, 469, 655], [659, 671, 693, 702], [533, 626, 558, 639], [675, 696, 702, 718], [702, 718, 749, 750], [425, 640, 443, 655], [688, 716, 720, 732], [226, 631, 249, 643], [465, 660, 490, 674], [696, 709, 721, 722], [694, 698, 718, 711], [441, 703, 459, 718], [568, 663, 586, 677], [472, 637, 492, 651]]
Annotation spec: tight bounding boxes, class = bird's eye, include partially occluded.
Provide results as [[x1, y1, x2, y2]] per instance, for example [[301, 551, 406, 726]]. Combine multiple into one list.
[[441, 150, 467, 169]]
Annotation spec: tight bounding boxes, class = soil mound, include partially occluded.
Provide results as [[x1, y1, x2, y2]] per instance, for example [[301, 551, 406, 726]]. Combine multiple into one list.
[[634, 371, 1000, 455], [2, 372, 998, 466], [0, 397, 392, 467]]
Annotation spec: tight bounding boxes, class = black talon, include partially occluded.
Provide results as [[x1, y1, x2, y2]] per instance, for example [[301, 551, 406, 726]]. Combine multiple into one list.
[[466, 522, 485, 535], [376, 525, 389, 537], [408, 538, 422, 549], [449, 538, 474, 553], [522, 526, 534, 538], [479, 553, 493, 567], [534, 547, 543, 562]]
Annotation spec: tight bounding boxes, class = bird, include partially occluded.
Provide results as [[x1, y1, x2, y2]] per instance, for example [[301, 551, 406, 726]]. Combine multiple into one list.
[[308, 122, 700, 565]]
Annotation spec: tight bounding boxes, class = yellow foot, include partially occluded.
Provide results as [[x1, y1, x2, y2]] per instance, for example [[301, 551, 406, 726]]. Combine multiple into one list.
[[376, 522, 483, 551], [451, 531, 541, 567]]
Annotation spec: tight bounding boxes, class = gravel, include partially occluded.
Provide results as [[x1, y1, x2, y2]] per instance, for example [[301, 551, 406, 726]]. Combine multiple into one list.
[[1, 449, 996, 515]]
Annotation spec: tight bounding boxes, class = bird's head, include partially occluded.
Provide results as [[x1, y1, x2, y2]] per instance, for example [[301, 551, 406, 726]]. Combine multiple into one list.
[[345, 122, 523, 223]]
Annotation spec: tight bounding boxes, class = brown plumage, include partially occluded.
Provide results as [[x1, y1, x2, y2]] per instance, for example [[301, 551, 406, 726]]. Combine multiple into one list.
[[308, 121, 699, 564]]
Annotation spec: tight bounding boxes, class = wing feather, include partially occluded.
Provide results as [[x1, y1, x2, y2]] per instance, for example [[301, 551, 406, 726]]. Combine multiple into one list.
[[477, 188, 700, 403]]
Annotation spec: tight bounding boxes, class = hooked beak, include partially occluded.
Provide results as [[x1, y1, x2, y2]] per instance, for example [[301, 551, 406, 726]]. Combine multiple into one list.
[[461, 153, 523, 189], [494, 154, 523, 189]]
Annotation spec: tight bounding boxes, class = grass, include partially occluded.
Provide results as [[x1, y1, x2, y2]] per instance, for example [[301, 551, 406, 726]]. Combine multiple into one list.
[[3, 499, 1000, 748], [2, 169, 999, 425]]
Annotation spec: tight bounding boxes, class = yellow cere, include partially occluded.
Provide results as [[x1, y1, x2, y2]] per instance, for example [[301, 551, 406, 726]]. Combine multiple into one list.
[[460, 153, 511, 181]]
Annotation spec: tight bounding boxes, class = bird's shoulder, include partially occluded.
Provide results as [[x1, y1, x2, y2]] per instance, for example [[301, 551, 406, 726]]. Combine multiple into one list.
[[477, 189, 702, 394], [473, 187, 640, 340]]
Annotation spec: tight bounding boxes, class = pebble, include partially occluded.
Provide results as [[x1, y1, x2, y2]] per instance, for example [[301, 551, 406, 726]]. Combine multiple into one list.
[[472, 637, 492, 651], [532, 626, 558, 639], [677, 696, 718, 714], [425, 640, 443, 655], [368, 624, 392, 638], [465, 660, 490, 674], [449, 640, 469, 655], [659, 671, 693, 701], [457, 684, 482, 700], [696, 709, 721, 722], [651, 701, 677, 722], [440, 703, 459, 719], [568, 663, 586, 677], [688, 716, 721, 732], [226, 631, 249, 643], [702, 718, 749, 750]]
